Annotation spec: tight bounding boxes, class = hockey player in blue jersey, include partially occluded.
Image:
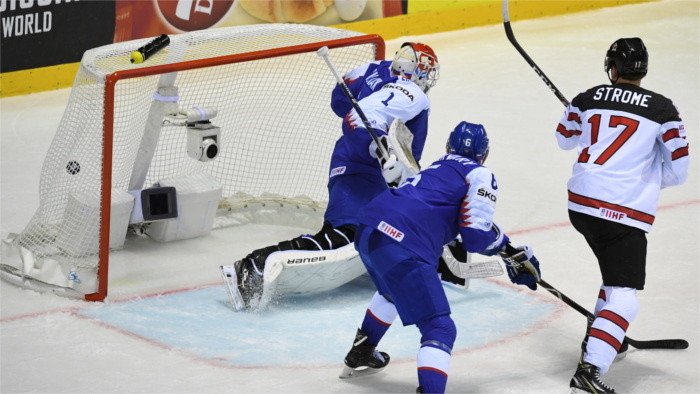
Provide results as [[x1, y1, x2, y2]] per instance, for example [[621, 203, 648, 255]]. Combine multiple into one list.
[[339, 121, 542, 393], [221, 42, 445, 310]]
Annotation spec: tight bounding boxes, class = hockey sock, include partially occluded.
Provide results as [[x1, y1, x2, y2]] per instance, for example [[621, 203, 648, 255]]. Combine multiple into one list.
[[585, 286, 639, 374], [416, 315, 455, 394], [360, 292, 398, 344], [594, 284, 607, 315], [417, 346, 450, 394]]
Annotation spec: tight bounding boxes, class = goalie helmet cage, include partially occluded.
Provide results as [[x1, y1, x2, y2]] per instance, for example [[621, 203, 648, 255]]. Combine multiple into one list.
[[1, 24, 385, 302]]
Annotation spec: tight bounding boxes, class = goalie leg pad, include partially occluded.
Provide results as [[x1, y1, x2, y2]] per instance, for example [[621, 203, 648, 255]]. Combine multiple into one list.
[[225, 222, 358, 311], [265, 242, 365, 295]]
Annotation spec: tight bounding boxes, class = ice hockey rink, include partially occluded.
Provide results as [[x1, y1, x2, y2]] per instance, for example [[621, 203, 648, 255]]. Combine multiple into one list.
[[1, 1, 698, 393]]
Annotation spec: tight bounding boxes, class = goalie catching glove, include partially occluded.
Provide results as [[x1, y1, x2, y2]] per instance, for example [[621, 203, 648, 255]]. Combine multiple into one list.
[[369, 135, 410, 187], [498, 244, 541, 290]]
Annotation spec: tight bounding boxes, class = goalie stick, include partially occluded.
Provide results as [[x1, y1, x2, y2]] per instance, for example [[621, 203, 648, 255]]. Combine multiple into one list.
[[503, 0, 688, 351], [317, 46, 391, 162]]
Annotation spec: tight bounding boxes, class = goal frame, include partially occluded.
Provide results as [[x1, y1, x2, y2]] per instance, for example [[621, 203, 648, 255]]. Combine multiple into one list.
[[91, 35, 385, 301]]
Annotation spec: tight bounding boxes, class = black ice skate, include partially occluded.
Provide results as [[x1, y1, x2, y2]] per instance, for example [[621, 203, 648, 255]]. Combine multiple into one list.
[[339, 329, 390, 379], [220, 257, 264, 311], [569, 362, 615, 393]]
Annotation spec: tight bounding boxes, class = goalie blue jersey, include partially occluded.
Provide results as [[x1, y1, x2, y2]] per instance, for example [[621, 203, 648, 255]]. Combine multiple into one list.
[[359, 154, 510, 263], [328, 60, 430, 178], [323, 60, 432, 229]]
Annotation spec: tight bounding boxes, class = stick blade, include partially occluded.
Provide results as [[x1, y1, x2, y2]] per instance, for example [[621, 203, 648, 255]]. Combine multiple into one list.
[[339, 364, 386, 379], [627, 338, 689, 350]]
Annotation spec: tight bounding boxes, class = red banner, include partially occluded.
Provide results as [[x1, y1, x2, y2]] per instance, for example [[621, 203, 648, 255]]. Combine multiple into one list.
[[114, 0, 404, 43]]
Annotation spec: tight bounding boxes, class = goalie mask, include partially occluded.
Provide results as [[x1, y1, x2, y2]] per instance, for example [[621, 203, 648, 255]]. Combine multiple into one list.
[[446, 121, 490, 164], [604, 37, 648, 82], [391, 42, 440, 92]]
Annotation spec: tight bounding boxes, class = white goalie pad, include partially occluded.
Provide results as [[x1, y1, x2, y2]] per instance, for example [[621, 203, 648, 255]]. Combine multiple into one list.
[[263, 243, 365, 297], [222, 244, 366, 312], [387, 119, 420, 178]]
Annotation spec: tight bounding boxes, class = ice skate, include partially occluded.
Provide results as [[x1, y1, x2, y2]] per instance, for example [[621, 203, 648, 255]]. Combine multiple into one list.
[[569, 362, 615, 393], [220, 264, 245, 311], [220, 257, 264, 311], [339, 329, 390, 379]]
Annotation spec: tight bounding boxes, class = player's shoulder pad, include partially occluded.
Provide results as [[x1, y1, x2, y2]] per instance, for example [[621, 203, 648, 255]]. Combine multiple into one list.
[[571, 84, 607, 108], [467, 165, 496, 188], [646, 89, 682, 122], [441, 153, 484, 170], [344, 61, 378, 80]]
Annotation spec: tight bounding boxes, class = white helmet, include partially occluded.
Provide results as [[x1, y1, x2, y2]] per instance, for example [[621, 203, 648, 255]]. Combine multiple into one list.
[[391, 42, 440, 92]]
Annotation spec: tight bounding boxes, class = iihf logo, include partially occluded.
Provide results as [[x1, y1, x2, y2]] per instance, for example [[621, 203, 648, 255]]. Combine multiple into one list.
[[378, 221, 404, 241], [600, 208, 626, 221]]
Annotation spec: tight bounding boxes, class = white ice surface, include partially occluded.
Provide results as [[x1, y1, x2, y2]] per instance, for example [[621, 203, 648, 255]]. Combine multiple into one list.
[[1, 1, 698, 393]]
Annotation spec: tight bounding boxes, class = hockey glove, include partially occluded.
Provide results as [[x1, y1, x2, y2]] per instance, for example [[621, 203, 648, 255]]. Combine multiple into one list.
[[380, 154, 406, 187], [369, 135, 405, 187], [499, 244, 541, 291], [369, 134, 388, 159]]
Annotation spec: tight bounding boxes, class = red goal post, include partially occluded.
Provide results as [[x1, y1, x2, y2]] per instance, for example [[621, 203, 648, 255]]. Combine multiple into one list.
[[1, 25, 385, 302]]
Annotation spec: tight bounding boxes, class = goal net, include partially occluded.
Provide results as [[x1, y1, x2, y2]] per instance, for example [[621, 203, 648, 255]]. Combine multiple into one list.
[[1, 24, 384, 301]]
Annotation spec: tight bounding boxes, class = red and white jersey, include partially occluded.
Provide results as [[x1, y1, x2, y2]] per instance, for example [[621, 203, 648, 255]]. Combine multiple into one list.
[[556, 83, 689, 232]]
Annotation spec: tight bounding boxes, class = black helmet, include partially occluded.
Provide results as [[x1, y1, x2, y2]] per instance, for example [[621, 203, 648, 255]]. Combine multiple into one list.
[[604, 37, 648, 81]]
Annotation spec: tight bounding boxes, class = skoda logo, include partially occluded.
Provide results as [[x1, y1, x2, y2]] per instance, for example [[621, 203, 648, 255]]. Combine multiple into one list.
[[156, 0, 234, 31]]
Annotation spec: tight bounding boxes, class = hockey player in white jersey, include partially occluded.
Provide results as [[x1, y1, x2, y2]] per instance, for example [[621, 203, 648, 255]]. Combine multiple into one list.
[[339, 122, 542, 393], [556, 37, 689, 393], [221, 42, 446, 310]]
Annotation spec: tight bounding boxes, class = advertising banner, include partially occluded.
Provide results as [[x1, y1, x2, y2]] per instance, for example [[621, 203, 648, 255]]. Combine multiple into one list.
[[1, 0, 403, 73], [113, 0, 404, 42], [0, 0, 114, 73]]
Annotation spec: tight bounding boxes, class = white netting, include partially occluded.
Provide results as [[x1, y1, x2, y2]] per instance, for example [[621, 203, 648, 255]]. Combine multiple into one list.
[[5, 24, 382, 297]]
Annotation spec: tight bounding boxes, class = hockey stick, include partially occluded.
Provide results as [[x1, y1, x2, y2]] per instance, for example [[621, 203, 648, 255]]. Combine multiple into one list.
[[501, 0, 570, 107], [316, 46, 391, 161], [537, 277, 689, 350]]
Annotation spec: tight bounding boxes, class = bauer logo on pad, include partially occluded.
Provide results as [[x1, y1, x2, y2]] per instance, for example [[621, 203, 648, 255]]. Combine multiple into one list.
[[378, 221, 404, 241]]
